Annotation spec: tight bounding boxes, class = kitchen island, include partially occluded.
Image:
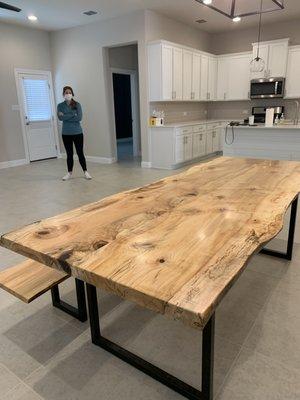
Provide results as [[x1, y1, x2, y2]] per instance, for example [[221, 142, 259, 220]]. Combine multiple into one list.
[[223, 124, 300, 161]]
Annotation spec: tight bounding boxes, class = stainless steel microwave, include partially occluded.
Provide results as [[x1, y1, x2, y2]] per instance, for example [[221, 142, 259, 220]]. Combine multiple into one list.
[[250, 77, 285, 99]]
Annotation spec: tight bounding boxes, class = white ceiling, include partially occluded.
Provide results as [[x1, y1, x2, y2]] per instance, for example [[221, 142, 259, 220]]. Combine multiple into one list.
[[0, 0, 299, 33]]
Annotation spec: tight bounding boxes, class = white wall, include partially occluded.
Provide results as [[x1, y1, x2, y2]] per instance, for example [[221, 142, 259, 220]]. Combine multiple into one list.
[[210, 18, 300, 55], [109, 44, 138, 70], [50, 11, 148, 162], [145, 10, 211, 52], [0, 22, 52, 164]]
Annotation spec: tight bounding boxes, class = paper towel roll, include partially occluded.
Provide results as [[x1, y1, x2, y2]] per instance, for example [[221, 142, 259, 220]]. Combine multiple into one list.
[[265, 108, 274, 127]]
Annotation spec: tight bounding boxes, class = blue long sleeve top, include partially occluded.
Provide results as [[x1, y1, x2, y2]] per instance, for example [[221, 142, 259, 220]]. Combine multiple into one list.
[[57, 101, 83, 135]]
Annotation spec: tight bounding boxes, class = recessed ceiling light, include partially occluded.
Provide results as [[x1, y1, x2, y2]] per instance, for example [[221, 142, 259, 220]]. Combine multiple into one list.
[[232, 16, 241, 22], [203, 0, 212, 4], [28, 15, 38, 21], [83, 10, 98, 16]]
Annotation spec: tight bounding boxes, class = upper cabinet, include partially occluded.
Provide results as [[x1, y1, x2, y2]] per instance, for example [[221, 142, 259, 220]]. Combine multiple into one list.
[[285, 46, 300, 99], [148, 39, 292, 103], [148, 41, 217, 102], [148, 42, 183, 101], [217, 53, 252, 101], [251, 39, 289, 79]]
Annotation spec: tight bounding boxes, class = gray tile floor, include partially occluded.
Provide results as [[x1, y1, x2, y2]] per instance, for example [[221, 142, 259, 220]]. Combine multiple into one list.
[[0, 158, 300, 399]]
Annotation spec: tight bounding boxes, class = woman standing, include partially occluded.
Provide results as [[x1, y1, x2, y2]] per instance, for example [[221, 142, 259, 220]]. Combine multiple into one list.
[[57, 86, 92, 180]]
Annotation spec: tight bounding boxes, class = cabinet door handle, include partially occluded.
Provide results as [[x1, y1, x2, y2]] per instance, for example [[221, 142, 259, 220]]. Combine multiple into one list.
[[206, 92, 209, 100], [224, 93, 226, 100], [208, 92, 210, 100], [174, 91, 176, 99]]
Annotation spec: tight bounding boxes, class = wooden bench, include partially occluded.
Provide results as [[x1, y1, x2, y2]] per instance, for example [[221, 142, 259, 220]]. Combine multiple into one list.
[[0, 259, 87, 321]]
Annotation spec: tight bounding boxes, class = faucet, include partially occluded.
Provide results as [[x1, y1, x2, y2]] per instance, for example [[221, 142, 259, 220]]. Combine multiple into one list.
[[294, 100, 300, 125]]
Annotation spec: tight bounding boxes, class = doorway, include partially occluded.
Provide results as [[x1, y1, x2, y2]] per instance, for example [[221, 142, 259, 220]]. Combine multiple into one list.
[[108, 43, 140, 162], [15, 69, 59, 162], [112, 72, 134, 159]]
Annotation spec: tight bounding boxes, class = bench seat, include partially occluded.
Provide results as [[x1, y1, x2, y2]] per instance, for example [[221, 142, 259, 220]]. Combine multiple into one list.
[[0, 259, 68, 303]]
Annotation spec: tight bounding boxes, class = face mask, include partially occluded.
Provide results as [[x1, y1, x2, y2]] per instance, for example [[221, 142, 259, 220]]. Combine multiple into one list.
[[64, 94, 73, 101]]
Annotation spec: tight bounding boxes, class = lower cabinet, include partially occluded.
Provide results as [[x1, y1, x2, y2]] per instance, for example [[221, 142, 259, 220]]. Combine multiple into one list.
[[193, 132, 206, 158], [150, 122, 226, 169]]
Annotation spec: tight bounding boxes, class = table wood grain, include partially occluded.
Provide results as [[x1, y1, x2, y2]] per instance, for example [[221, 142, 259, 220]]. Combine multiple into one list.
[[1, 157, 300, 328]]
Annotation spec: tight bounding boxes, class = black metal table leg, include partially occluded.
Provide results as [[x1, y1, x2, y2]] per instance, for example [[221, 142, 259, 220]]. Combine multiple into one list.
[[86, 283, 214, 400], [260, 196, 298, 261], [51, 278, 87, 322]]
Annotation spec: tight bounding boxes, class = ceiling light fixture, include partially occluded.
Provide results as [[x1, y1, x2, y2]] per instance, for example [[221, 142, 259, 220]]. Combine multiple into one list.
[[195, 0, 284, 20], [250, 0, 265, 73], [232, 16, 241, 22], [28, 15, 38, 21]]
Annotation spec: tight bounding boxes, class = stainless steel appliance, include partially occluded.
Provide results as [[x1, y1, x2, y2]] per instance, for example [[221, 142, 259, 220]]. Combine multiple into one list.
[[250, 77, 285, 99], [252, 106, 284, 124]]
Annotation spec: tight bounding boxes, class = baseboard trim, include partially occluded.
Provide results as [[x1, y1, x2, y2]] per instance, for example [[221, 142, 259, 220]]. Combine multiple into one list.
[[0, 159, 28, 169], [60, 153, 116, 164], [141, 161, 152, 168]]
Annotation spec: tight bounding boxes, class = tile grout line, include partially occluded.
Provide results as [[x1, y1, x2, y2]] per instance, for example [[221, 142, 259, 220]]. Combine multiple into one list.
[[0, 363, 42, 400]]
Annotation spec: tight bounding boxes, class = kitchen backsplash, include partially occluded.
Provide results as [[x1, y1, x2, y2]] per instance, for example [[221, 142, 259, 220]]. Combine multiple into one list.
[[150, 102, 208, 123], [207, 98, 300, 121], [150, 98, 300, 123]]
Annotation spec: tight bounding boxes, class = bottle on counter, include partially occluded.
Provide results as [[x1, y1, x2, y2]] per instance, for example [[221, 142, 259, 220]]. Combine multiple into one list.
[[280, 113, 285, 124], [274, 115, 279, 125]]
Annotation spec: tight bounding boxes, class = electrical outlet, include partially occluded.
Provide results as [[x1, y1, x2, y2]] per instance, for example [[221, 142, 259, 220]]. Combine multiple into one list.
[[183, 112, 188, 116]]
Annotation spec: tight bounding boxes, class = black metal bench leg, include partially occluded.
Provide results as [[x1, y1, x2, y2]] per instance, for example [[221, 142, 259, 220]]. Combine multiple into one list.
[[260, 196, 298, 261], [86, 283, 215, 400], [51, 278, 87, 322]]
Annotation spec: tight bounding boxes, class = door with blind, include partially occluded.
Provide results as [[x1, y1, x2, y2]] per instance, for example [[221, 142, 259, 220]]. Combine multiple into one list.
[[17, 72, 57, 161]]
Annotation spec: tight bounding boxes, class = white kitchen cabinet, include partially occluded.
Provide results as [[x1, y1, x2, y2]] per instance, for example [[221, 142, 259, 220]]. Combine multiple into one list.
[[193, 132, 206, 158], [217, 53, 251, 101], [200, 55, 209, 101], [148, 42, 183, 101], [208, 56, 217, 101], [183, 50, 193, 100], [212, 130, 220, 152], [217, 58, 229, 101], [227, 54, 251, 100], [161, 45, 173, 100], [285, 46, 300, 99], [172, 47, 183, 100], [251, 39, 289, 79], [175, 133, 193, 163], [150, 121, 224, 169], [192, 53, 201, 100], [206, 131, 213, 154], [200, 55, 217, 101]]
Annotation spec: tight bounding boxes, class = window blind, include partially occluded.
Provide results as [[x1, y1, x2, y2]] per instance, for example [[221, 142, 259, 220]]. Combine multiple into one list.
[[23, 79, 52, 122]]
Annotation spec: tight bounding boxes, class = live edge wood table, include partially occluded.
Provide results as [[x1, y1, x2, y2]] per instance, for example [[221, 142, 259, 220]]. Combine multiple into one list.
[[1, 157, 300, 400]]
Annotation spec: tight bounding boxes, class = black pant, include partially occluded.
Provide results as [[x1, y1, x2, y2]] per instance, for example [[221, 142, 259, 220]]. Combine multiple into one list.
[[62, 134, 87, 172]]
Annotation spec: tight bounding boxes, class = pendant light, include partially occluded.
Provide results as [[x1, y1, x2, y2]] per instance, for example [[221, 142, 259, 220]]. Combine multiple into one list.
[[250, 0, 265, 73]]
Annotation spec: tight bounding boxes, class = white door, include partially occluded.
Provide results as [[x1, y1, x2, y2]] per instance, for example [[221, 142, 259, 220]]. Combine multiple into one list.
[[217, 58, 229, 100], [286, 48, 300, 98], [184, 134, 193, 160], [192, 53, 201, 100], [18, 73, 57, 161], [162, 45, 173, 100], [268, 41, 289, 77], [183, 50, 193, 100], [227, 55, 251, 100], [200, 55, 209, 100], [175, 135, 185, 163], [208, 57, 217, 101], [173, 47, 183, 100]]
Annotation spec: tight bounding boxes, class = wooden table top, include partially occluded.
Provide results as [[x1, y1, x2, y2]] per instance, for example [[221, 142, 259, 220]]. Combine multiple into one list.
[[1, 157, 300, 329]]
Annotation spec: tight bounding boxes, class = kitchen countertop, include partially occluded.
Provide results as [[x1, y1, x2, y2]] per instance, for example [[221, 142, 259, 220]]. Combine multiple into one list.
[[150, 119, 229, 128], [230, 124, 300, 130]]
